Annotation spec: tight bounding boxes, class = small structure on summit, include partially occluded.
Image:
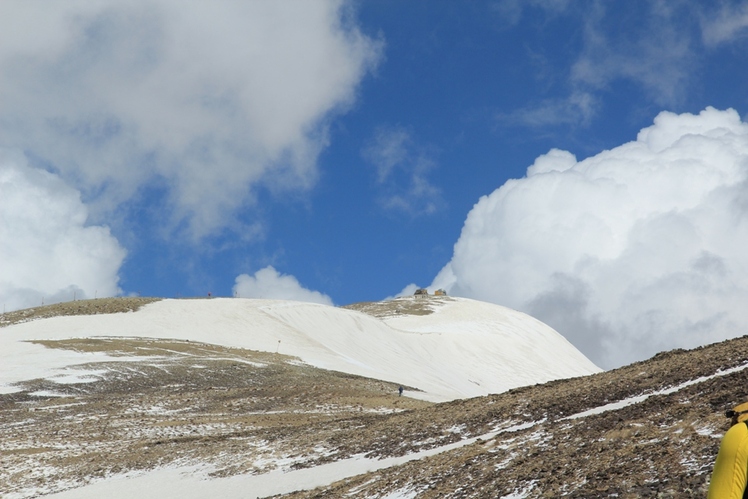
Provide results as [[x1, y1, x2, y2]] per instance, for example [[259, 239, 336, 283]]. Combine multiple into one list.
[[414, 288, 429, 298], [434, 289, 447, 296]]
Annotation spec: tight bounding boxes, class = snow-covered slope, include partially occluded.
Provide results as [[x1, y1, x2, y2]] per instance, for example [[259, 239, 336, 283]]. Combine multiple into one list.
[[0, 297, 601, 401], [383, 297, 601, 394]]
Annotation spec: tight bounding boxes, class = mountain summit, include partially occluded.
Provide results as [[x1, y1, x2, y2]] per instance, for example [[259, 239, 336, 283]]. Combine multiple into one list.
[[1, 295, 648, 498], [1, 295, 599, 402]]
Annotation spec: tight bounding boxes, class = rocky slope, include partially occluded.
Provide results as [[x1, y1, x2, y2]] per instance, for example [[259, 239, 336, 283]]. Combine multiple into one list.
[[1, 298, 744, 497], [280, 338, 743, 498], [0, 297, 160, 327]]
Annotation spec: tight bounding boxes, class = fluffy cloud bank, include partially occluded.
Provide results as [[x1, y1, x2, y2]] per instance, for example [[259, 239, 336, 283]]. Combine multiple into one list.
[[433, 107, 748, 369], [233, 266, 333, 306], [0, 149, 125, 312], [0, 0, 381, 237]]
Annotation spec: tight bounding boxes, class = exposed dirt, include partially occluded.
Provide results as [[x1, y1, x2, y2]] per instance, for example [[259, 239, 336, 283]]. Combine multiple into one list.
[[0, 297, 161, 328], [342, 296, 454, 318]]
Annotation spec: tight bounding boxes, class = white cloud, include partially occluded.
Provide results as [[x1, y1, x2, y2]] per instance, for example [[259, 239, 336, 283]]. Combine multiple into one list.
[[233, 266, 333, 305], [387, 283, 420, 301], [701, 2, 748, 46], [491, 0, 571, 27], [504, 2, 701, 127], [571, 2, 698, 108], [498, 91, 598, 128], [0, 148, 126, 312], [433, 107, 748, 369], [362, 126, 442, 215], [0, 0, 382, 237]]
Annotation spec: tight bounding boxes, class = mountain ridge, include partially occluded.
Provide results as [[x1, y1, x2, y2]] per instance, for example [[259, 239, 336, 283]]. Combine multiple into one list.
[[1, 297, 742, 497], [1, 296, 600, 401]]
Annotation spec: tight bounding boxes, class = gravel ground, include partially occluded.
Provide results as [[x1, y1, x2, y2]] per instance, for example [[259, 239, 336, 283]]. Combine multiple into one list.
[[0, 297, 161, 328]]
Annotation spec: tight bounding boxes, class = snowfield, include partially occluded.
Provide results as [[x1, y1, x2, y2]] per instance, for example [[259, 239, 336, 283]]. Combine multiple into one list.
[[0, 296, 600, 401]]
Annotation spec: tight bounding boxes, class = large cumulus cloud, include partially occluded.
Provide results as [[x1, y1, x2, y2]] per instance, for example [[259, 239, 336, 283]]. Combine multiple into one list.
[[433, 107, 748, 368], [0, 0, 382, 237], [0, 149, 125, 312]]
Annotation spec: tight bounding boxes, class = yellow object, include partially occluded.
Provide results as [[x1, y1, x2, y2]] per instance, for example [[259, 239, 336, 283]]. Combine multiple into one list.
[[735, 402, 748, 424], [708, 421, 748, 498]]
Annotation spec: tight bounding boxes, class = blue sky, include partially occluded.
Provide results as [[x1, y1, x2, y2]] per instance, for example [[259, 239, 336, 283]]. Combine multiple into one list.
[[2, 0, 748, 368]]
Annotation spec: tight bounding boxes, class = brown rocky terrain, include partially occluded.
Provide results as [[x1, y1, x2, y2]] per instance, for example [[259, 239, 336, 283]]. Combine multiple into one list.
[[1, 298, 745, 497], [281, 338, 741, 498], [0, 297, 160, 327], [342, 297, 452, 318]]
